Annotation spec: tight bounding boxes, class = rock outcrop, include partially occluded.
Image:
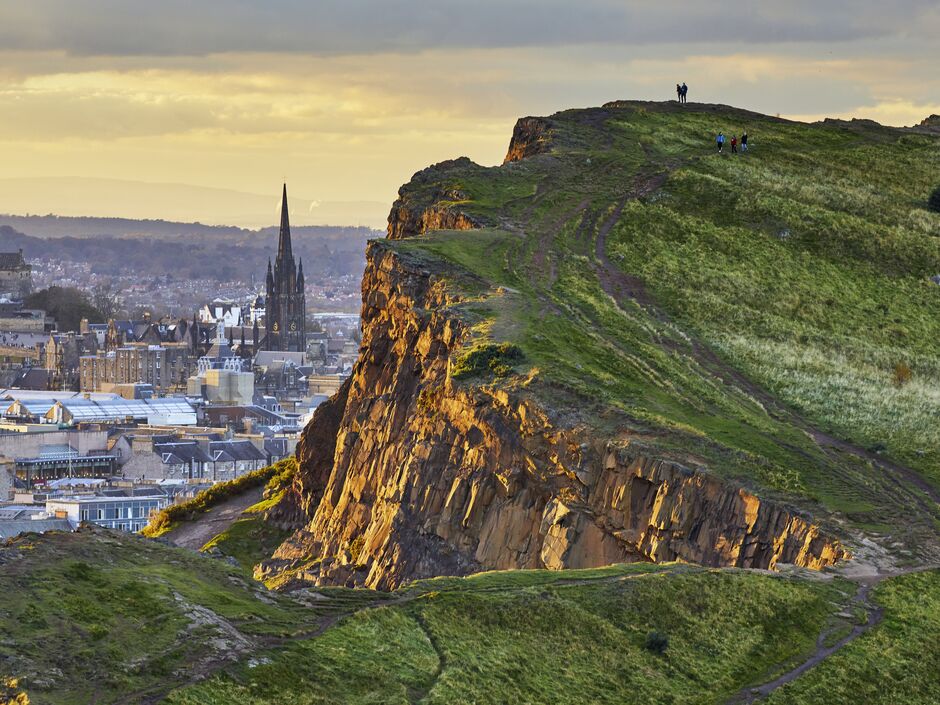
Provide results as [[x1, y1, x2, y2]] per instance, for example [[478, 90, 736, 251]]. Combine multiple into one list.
[[504, 117, 554, 163], [260, 234, 846, 590], [386, 157, 483, 240]]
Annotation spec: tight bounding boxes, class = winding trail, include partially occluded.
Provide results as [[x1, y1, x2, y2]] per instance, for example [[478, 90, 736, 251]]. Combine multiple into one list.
[[724, 565, 937, 704]]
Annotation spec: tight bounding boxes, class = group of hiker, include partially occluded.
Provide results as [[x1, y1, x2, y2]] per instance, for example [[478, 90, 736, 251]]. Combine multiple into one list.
[[671, 82, 750, 154], [716, 131, 748, 154]]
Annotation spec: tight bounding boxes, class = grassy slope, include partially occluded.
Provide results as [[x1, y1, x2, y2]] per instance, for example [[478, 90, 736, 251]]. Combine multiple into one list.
[[765, 570, 940, 705], [166, 564, 850, 705], [4, 532, 937, 704], [0, 529, 325, 705], [385, 102, 940, 555]]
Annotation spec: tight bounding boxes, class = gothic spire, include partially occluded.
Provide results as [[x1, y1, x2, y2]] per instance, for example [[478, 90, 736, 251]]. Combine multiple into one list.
[[296, 258, 305, 292], [277, 183, 293, 263]]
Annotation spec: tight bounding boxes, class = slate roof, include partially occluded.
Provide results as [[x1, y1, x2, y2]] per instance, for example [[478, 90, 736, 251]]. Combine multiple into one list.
[[153, 441, 213, 465], [0, 252, 28, 270], [208, 440, 266, 463]]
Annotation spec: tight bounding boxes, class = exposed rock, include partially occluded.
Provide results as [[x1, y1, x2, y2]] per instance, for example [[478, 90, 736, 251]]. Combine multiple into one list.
[[504, 117, 555, 163], [386, 157, 483, 240], [261, 236, 847, 591]]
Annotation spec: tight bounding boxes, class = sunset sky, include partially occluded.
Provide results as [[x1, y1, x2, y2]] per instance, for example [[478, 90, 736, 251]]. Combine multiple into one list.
[[1, 1, 938, 228]]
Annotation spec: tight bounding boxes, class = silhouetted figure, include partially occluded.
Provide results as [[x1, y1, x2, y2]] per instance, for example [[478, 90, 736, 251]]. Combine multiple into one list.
[[681, 82, 688, 103], [676, 83, 682, 102], [716, 132, 725, 153]]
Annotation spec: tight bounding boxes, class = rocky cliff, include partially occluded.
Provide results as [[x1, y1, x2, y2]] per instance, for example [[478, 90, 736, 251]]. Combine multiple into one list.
[[260, 224, 846, 590]]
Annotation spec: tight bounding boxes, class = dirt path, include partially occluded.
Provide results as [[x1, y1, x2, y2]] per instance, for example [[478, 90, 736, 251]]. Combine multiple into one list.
[[161, 487, 264, 551], [727, 579, 881, 704], [725, 565, 937, 704]]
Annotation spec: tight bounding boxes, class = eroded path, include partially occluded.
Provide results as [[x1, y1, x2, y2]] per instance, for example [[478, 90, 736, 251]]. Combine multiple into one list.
[[161, 487, 263, 551]]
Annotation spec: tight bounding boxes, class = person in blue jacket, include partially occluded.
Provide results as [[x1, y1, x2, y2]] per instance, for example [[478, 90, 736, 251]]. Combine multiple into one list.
[[716, 132, 725, 153]]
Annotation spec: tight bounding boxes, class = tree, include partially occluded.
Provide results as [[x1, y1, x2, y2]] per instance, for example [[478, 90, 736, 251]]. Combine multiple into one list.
[[91, 281, 119, 320], [929, 185, 940, 214], [24, 286, 105, 332]]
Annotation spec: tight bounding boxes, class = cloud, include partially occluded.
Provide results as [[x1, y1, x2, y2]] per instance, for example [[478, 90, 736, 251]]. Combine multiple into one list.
[[1, 1, 938, 57]]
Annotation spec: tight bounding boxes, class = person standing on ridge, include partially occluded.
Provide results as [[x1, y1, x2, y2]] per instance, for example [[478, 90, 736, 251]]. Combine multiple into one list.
[[731, 135, 738, 154], [716, 132, 725, 153], [681, 82, 688, 103], [741, 130, 749, 152], [676, 83, 682, 102]]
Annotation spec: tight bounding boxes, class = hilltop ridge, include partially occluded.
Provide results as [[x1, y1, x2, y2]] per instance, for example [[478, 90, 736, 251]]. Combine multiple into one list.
[[262, 100, 940, 591]]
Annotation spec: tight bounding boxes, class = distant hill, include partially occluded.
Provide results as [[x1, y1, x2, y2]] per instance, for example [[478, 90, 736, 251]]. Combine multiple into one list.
[[0, 212, 384, 243], [0, 223, 382, 282], [0, 176, 390, 229]]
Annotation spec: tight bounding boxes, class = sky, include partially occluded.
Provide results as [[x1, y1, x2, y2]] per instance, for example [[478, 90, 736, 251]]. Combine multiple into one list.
[[0, 1, 938, 228]]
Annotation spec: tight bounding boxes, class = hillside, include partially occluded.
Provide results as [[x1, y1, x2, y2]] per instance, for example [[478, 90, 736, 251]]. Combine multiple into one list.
[[5, 528, 939, 705], [262, 101, 940, 592], [4, 100, 940, 705]]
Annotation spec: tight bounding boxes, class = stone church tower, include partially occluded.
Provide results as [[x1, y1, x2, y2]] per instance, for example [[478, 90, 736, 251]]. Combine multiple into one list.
[[264, 185, 306, 352]]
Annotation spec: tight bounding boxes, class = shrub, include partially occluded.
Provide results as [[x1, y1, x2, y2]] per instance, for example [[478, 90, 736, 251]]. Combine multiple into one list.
[[142, 457, 297, 537], [348, 535, 366, 564], [451, 342, 524, 380], [892, 362, 913, 387], [929, 185, 940, 213], [645, 630, 669, 655]]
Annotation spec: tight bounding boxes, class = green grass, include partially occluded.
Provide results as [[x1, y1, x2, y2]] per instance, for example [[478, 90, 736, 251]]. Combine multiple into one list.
[[165, 565, 850, 705], [764, 569, 940, 705], [0, 528, 327, 705], [6, 531, 938, 705]]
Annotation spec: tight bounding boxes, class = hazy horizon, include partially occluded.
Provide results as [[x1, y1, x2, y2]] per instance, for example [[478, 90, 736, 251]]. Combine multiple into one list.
[[1, 1, 937, 226]]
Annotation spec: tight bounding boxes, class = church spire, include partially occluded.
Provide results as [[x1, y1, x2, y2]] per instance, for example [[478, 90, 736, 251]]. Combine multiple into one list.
[[277, 183, 292, 263], [296, 258, 305, 292]]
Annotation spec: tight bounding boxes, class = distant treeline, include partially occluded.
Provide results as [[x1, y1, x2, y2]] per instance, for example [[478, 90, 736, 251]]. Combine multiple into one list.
[[0, 224, 380, 282], [0, 213, 384, 243]]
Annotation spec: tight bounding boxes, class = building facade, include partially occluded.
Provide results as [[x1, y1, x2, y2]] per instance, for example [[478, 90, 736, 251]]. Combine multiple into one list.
[[46, 494, 167, 533], [0, 251, 33, 298], [264, 185, 306, 352], [79, 342, 194, 394]]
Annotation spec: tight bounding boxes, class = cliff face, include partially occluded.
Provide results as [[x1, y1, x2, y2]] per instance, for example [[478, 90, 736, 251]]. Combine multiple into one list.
[[386, 157, 482, 240], [261, 239, 846, 591], [504, 117, 554, 163]]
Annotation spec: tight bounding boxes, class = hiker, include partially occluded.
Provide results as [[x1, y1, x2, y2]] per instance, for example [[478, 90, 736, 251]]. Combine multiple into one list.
[[731, 135, 738, 154], [741, 130, 749, 152], [676, 83, 682, 102], [716, 132, 725, 153], [681, 82, 688, 103]]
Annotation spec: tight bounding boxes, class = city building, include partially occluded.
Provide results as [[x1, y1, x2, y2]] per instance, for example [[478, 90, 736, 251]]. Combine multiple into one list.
[[187, 367, 254, 405], [79, 342, 195, 394], [1, 394, 197, 427], [0, 426, 115, 489], [264, 185, 306, 352], [0, 458, 13, 500], [0, 250, 33, 298], [46, 493, 168, 533], [42, 331, 98, 390]]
